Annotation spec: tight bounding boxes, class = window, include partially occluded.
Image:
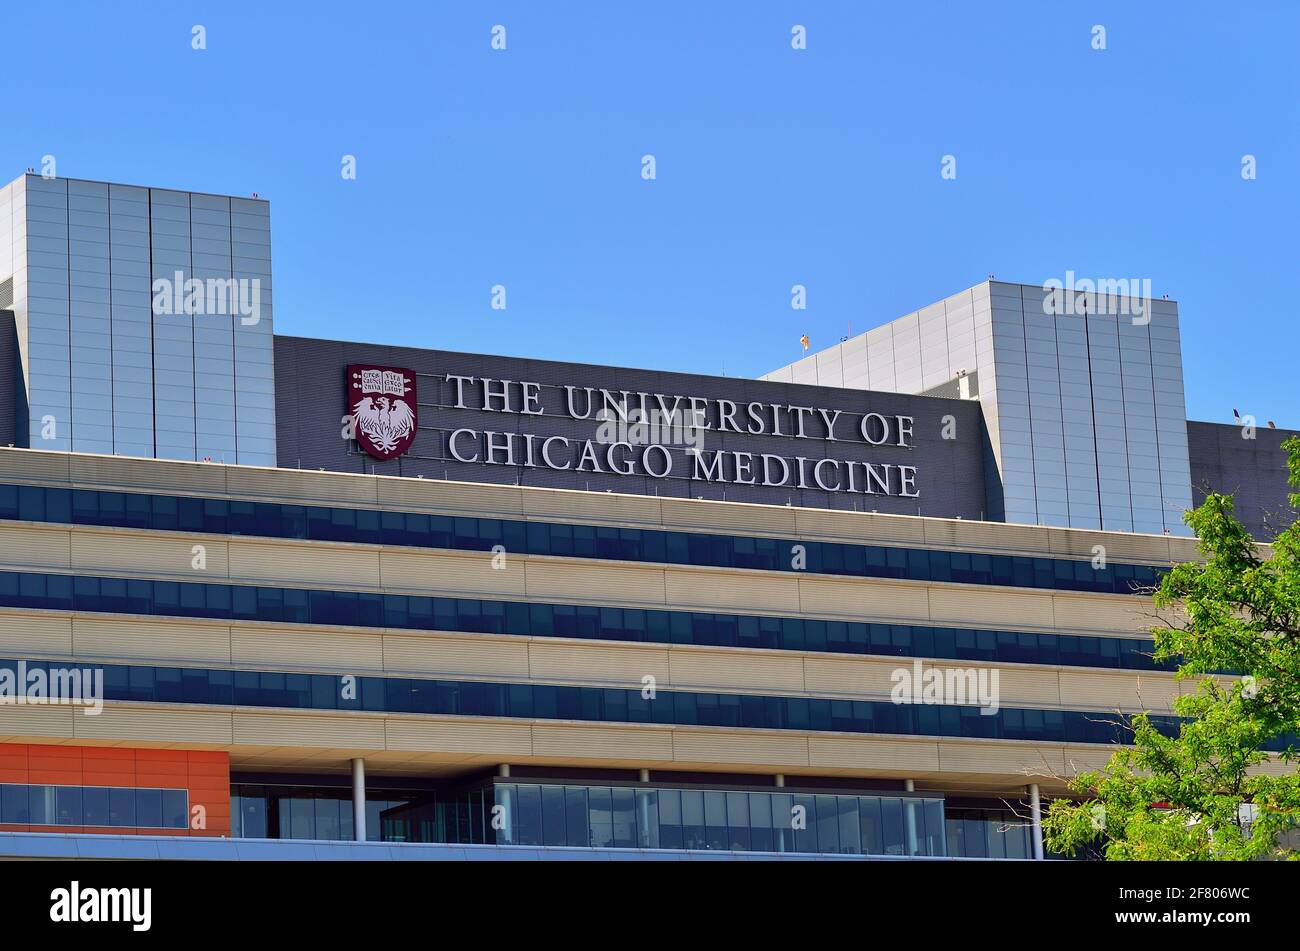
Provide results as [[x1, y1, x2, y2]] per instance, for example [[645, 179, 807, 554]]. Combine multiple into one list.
[[514, 785, 542, 846], [83, 787, 110, 827], [726, 792, 750, 851], [611, 788, 637, 849], [680, 790, 705, 850], [564, 786, 589, 848], [136, 788, 163, 830], [859, 797, 883, 855], [540, 786, 566, 847], [880, 798, 906, 855], [815, 796, 840, 854], [657, 789, 682, 850], [791, 795, 817, 853], [1, 784, 30, 824], [0, 484, 1167, 599], [588, 787, 613, 848]]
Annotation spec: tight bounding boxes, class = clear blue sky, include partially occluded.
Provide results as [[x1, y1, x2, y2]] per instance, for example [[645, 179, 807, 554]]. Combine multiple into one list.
[[5, 1, 1296, 426]]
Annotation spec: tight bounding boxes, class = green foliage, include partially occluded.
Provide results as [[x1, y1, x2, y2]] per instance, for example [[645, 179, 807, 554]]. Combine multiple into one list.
[[1043, 437, 1300, 860]]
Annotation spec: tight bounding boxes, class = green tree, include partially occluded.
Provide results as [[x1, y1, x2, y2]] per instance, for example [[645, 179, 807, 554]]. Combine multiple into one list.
[[1043, 436, 1300, 860]]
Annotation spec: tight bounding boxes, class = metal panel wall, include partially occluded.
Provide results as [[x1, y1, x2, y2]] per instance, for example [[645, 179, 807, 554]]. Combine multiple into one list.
[[1, 173, 276, 466], [150, 188, 197, 461], [764, 281, 1198, 535], [1187, 420, 1299, 540], [22, 175, 72, 453], [190, 193, 237, 463], [1150, 300, 1194, 532], [230, 196, 277, 466], [67, 180, 113, 455], [109, 184, 156, 458]]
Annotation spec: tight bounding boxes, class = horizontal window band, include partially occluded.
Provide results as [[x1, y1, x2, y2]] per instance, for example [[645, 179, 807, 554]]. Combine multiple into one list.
[[0, 656, 1218, 747], [0, 482, 1166, 596], [0, 782, 189, 829], [0, 568, 1175, 673], [385, 782, 956, 856]]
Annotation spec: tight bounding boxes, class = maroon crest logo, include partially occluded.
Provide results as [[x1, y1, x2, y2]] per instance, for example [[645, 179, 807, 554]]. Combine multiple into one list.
[[347, 365, 418, 460]]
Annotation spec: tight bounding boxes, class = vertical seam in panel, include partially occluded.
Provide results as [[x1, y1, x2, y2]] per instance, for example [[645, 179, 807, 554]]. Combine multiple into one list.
[[229, 198, 238, 465], [64, 180, 72, 452], [189, 197, 197, 462], [863, 329, 874, 389], [914, 312, 923, 393], [106, 188, 115, 456], [940, 298, 952, 383], [889, 321, 897, 391], [147, 189, 158, 459], [1082, 304, 1104, 530], [1049, 291, 1072, 525], [1143, 314, 1165, 532], [1017, 292, 1039, 525], [1032, 285, 1067, 524], [1111, 312, 1136, 530], [1061, 301, 1100, 529]]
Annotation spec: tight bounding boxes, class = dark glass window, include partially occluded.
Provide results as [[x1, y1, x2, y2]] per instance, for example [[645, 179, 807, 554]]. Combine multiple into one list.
[[680, 790, 705, 850], [0, 483, 1167, 600], [880, 798, 906, 855], [28, 786, 50, 825], [815, 795, 840, 854], [564, 786, 589, 848], [611, 788, 637, 849], [657, 789, 683, 850], [109, 787, 135, 828], [162, 789, 188, 829], [136, 788, 163, 829], [0, 651, 1223, 749], [588, 787, 613, 849], [1, 784, 30, 823], [82, 787, 110, 827], [514, 785, 542, 846], [725, 792, 750, 851], [791, 794, 817, 853], [54, 786, 83, 826], [837, 797, 861, 855], [540, 785, 566, 847], [859, 797, 883, 855]]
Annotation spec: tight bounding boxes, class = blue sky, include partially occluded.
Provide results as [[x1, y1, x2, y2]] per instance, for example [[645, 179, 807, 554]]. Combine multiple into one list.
[[4, 1, 1296, 425]]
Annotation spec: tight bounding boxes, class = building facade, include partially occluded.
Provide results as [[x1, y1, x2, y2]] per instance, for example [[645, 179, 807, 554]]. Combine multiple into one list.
[[0, 173, 1294, 860], [0, 174, 276, 465], [763, 281, 1194, 535]]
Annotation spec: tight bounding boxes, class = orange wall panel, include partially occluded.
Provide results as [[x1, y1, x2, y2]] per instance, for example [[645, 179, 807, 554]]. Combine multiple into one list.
[[0, 743, 230, 837]]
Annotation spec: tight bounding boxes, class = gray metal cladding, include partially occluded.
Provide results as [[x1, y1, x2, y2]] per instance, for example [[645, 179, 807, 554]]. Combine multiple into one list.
[[1187, 420, 1299, 541], [0, 310, 15, 448], [2, 173, 276, 467]]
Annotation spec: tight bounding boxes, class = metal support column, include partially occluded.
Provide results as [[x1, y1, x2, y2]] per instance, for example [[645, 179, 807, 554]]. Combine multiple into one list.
[[351, 758, 366, 842]]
